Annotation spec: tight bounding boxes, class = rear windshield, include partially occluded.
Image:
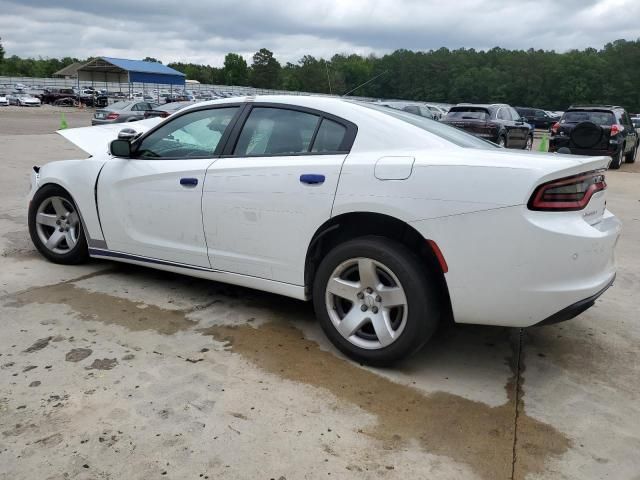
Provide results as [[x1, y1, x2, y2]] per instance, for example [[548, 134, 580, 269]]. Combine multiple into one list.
[[356, 102, 497, 149], [561, 110, 615, 126], [108, 101, 133, 110], [445, 107, 490, 121]]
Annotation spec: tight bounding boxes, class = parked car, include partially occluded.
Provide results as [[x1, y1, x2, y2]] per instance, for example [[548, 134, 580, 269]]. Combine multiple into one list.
[[0, 94, 8, 106], [144, 101, 197, 119], [41, 88, 77, 105], [377, 101, 434, 119], [29, 96, 620, 365], [423, 104, 447, 120], [443, 104, 533, 149], [92, 101, 159, 125], [515, 107, 558, 129], [9, 93, 41, 107], [549, 105, 638, 168]]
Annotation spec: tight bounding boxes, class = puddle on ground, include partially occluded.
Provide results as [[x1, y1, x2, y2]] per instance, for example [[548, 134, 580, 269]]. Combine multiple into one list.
[[8, 282, 196, 335], [202, 322, 570, 480], [7, 278, 569, 479]]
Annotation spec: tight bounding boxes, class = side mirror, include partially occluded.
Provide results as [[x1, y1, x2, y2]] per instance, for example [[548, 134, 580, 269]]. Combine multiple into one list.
[[117, 127, 137, 141], [110, 139, 132, 157]]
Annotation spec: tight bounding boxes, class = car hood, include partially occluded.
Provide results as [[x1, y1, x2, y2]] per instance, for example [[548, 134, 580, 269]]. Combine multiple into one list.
[[57, 117, 163, 156]]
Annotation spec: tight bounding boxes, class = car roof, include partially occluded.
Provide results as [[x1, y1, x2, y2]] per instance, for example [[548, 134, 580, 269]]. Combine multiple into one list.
[[568, 105, 624, 111]]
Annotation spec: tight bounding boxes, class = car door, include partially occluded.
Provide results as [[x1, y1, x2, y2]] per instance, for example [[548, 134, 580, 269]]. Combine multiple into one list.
[[97, 105, 242, 268], [621, 111, 637, 155], [202, 104, 356, 284], [497, 107, 517, 147], [510, 107, 530, 146]]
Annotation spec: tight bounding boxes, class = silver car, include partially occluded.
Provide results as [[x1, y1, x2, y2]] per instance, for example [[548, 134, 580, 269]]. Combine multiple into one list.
[[92, 100, 159, 125]]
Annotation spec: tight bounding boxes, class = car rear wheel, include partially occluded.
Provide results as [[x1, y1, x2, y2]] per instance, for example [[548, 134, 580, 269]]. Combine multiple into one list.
[[610, 148, 623, 169], [28, 185, 89, 264], [312, 236, 440, 366]]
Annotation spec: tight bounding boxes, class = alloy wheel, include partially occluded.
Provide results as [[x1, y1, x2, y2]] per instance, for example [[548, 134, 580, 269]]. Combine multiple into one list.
[[35, 196, 81, 254], [325, 257, 408, 350]]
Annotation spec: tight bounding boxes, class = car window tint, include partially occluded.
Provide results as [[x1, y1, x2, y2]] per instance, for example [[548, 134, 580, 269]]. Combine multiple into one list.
[[136, 107, 238, 159], [510, 108, 521, 120], [234, 107, 320, 156], [311, 119, 347, 152], [497, 108, 511, 120], [445, 108, 490, 120]]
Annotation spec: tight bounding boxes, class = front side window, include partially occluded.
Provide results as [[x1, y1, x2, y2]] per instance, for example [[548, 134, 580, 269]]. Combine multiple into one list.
[[234, 107, 320, 156], [135, 107, 238, 158]]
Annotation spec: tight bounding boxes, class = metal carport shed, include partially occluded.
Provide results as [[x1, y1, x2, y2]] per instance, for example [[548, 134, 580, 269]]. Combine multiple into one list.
[[77, 57, 185, 98]]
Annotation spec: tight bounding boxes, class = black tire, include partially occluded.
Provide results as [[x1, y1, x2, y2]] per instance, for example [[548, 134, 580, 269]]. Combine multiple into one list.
[[625, 142, 637, 163], [610, 148, 623, 169], [28, 184, 89, 264], [312, 236, 440, 366]]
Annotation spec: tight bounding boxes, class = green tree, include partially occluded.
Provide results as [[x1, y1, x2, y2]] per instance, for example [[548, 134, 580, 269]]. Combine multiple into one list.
[[143, 57, 162, 64], [250, 48, 281, 89], [223, 53, 248, 86], [0, 37, 5, 63]]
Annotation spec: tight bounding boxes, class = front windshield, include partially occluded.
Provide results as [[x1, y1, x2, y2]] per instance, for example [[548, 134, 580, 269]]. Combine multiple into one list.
[[356, 102, 497, 149]]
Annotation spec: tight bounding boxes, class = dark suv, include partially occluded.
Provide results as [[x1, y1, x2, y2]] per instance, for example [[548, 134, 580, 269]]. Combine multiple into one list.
[[442, 104, 533, 149], [515, 107, 559, 129], [549, 106, 638, 169]]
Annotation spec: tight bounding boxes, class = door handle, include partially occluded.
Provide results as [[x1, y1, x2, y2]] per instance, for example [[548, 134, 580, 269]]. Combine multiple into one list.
[[300, 174, 325, 185], [180, 177, 198, 187]]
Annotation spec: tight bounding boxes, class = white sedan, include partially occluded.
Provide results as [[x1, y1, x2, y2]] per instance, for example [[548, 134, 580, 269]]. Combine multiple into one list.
[[27, 96, 621, 364]]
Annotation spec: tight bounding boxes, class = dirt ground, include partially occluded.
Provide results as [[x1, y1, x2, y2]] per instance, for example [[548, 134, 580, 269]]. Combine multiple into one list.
[[0, 108, 639, 480]]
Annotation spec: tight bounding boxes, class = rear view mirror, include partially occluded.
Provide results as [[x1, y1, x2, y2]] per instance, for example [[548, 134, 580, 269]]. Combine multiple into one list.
[[110, 139, 132, 157]]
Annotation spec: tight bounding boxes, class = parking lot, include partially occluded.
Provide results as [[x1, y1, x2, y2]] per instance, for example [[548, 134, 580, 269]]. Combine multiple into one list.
[[1, 107, 639, 479]]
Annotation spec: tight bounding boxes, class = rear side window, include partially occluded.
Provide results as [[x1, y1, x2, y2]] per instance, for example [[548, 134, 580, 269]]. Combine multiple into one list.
[[562, 111, 615, 126], [234, 107, 320, 156], [311, 118, 347, 152]]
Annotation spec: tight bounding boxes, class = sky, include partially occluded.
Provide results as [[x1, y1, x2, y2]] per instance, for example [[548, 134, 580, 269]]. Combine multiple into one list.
[[0, 0, 638, 66]]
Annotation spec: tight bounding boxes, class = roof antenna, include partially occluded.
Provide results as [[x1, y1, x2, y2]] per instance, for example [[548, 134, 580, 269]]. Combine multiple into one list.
[[342, 70, 388, 97], [325, 62, 333, 95]]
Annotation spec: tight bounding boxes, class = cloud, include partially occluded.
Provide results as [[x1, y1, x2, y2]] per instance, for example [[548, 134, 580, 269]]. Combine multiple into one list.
[[0, 0, 638, 66]]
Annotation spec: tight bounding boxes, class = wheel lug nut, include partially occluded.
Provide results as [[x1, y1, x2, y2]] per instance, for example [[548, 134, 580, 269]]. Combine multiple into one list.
[[366, 287, 373, 294], [372, 306, 379, 314], [59, 228, 64, 232], [357, 292, 364, 299], [56, 219, 61, 225], [360, 305, 368, 312], [375, 295, 381, 302]]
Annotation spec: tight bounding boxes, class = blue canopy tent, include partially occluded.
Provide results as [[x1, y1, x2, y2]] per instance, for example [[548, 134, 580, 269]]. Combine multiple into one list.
[[77, 57, 185, 99]]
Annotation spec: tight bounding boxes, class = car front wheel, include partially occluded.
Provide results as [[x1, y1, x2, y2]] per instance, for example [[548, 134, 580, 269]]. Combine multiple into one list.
[[28, 185, 89, 264], [313, 236, 440, 365]]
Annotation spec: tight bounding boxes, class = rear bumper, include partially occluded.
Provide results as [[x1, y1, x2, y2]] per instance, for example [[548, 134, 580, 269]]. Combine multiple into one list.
[[533, 273, 615, 326], [549, 137, 619, 156], [410, 205, 621, 328]]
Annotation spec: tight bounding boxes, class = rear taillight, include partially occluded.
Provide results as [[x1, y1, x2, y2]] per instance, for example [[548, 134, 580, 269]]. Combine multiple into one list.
[[106, 112, 119, 120], [610, 124, 623, 136], [550, 122, 560, 135], [528, 170, 606, 211]]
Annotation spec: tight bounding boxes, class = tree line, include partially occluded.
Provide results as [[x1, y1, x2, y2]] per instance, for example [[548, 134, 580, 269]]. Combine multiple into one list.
[[1, 37, 639, 111]]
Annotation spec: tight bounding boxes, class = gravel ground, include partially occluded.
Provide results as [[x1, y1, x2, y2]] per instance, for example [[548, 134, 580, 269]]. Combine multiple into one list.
[[0, 109, 639, 480]]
